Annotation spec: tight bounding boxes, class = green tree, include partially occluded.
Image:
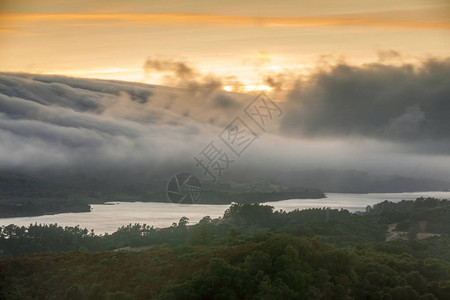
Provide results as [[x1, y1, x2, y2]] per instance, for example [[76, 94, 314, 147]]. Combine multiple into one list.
[[87, 283, 105, 300], [65, 284, 83, 300]]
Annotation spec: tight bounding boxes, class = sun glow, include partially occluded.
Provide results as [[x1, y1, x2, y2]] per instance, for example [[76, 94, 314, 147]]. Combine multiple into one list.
[[244, 85, 273, 92], [223, 85, 273, 92]]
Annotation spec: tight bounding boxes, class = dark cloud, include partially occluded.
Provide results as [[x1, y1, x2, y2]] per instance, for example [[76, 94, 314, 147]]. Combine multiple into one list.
[[262, 73, 287, 91], [142, 57, 222, 92], [141, 58, 254, 126], [280, 58, 450, 152], [143, 58, 196, 81], [210, 94, 241, 109]]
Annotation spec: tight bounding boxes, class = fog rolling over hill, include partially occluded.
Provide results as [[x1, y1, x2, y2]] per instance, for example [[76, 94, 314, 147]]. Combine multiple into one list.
[[275, 169, 450, 194], [1, 1, 450, 298], [0, 67, 449, 201]]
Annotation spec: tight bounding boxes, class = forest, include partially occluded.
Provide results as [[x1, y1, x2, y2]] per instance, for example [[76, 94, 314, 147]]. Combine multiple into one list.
[[0, 197, 449, 299], [0, 172, 325, 217]]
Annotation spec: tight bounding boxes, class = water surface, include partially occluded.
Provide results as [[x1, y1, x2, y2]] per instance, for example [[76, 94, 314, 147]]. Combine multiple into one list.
[[1, 191, 448, 234]]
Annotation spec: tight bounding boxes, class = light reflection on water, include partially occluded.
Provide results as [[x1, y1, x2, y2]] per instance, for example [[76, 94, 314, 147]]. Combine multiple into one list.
[[1, 191, 449, 234]]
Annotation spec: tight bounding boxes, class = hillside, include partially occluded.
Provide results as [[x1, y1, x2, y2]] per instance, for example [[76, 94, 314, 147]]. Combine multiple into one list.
[[1, 197, 449, 299]]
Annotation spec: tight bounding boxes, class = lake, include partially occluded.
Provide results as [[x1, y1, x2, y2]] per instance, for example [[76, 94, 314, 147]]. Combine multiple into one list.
[[1, 191, 449, 234]]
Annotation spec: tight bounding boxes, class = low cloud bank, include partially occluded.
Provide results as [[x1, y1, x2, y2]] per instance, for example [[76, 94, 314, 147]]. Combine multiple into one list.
[[279, 58, 450, 154], [1, 55, 449, 183]]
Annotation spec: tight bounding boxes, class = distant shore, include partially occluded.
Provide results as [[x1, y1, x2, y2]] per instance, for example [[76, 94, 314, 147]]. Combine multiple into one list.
[[0, 189, 325, 218]]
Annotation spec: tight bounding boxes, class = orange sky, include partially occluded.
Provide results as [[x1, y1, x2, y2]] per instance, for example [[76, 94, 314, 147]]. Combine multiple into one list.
[[1, 0, 449, 86]]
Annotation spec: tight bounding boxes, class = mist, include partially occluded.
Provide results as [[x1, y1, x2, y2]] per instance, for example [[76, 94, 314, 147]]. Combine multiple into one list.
[[0, 57, 449, 187]]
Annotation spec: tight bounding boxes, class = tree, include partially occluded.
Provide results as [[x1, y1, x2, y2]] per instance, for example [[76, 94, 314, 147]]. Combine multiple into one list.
[[408, 225, 419, 240], [178, 217, 189, 228], [65, 284, 83, 300]]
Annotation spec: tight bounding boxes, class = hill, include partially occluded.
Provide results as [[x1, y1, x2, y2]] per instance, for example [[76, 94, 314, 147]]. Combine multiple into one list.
[[0, 197, 449, 299]]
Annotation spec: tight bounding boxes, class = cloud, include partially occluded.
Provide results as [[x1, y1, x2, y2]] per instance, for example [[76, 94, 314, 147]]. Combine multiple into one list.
[[1, 57, 450, 186], [280, 57, 450, 153], [143, 58, 196, 82], [0, 73, 216, 177], [143, 57, 222, 91], [3, 12, 450, 30], [242, 51, 272, 67], [262, 72, 292, 91], [376, 50, 401, 62], [142, 57, 251, 125], [210, 94, 241, 109]]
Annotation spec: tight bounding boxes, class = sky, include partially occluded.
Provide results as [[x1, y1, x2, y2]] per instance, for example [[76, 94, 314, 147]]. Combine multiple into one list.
[[0, 1, 449, 186], [0, 0, 449, 87]]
